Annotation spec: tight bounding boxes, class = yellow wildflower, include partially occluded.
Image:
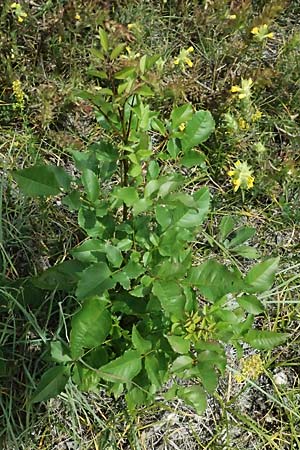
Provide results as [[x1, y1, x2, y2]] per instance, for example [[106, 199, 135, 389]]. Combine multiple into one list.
[[127, 23, 142, 33], [226, 12, 237, 20], [251, 110, 262, 122], [10, 2, 27, 22], [228, 160, 255, 192], [230, 78, 253, 100], [179, 122, 186, 131], [235, 354, 264, 383], [75, 13, 81, 21], [173, 47, 194, 70], [251, 24, 274, 41], [238, 118, 249, 130], [12, 79, 25, 110]]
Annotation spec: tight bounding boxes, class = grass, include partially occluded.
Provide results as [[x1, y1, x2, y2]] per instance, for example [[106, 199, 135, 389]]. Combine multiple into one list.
[[1, 0, 300, 448]]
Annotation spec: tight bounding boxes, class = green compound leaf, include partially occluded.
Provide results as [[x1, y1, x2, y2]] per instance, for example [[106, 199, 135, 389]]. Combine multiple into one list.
[[13, 165, 71, 197], [245, 330, 289, 350], [76, 262, 115, 299], [31, 365, 70, 403], [177, 385, 207, 415], [245, 257, 280, 293], [182, 110, 215, 150], [99, 350, 142, 383], [70, 296, 111, 359]]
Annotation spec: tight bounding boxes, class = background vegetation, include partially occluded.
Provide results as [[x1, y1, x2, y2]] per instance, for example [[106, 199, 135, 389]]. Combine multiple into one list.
[[1, 0, 300, 449]]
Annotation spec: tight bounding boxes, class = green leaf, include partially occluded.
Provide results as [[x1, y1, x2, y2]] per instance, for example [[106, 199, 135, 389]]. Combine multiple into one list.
[[91, 141, 118, 162], [13, 165, 71, 197], [70, 296, 111, 359], [87, 69, 108, 79], [182, 110, 215, 150], [132, 326, 152, 354], [90, 48, 105, 60], [72, 239, 105, 263], [112, 271, 130, 289], [176, 208, 207, 228], [245, 330, 289, 350], [167, 138, 181, 158], [113, 187, 139, 206], [151, 119, 166, 136], [170, 355, 193, 373], [180, 149, 206, 168], [63, 191, 81, 211], [81, 169, 100, 203], [31, 366, 70, 403], [237, 294, 264, 314], [171, 104, 193, 129], [189, 260, 244, 302], [145, 354, 167, 390], [193, 187, 210, 215], [100, 350, 142, 383], [152, 280, 186, 318], [110, 43, 126, 59], [136, 85, 154, 96], [231, 245, 260, 259], [114, 66, 136, 79], [105, 245, 123, 268], [133, 198, 152, 215], [219, 216, 235, 242], [245, 257, 280, 293], [33, 260, 84, 291], [50, 341, 72, 363], [227, 227, 256, 248], [155, 205, 172, 230], [167, 335, 190, 354], [177, 385, 207, 415], [158, 180, 181, 198], [76, 262, 115, 299], [197, 365, 218, 394], [98, 27, 109, 53]]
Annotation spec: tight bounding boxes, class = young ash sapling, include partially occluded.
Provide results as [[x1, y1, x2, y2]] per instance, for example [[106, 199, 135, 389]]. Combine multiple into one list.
[[12, 28, 288, 414]]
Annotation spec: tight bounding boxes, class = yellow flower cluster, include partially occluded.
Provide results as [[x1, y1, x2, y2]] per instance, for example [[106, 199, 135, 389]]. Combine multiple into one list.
[[75, 13, 81, 21], [251, 110, 262, 122], [230, 78, 253, 100], [251, 24, 274, 41], [184, 310, 215, 342], [178, 122, 186, 132], [174, 46, 194, 70], [12, 79, 25, 110], [11, 2, 27, 23], [238, 118, 249, 130], [235, 354, 264, 383], [228, 160, 254, 192]]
